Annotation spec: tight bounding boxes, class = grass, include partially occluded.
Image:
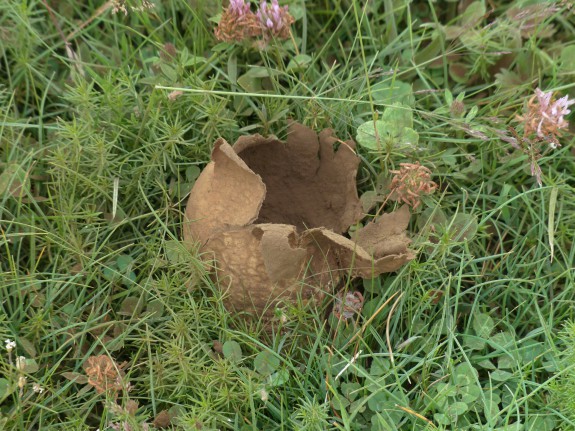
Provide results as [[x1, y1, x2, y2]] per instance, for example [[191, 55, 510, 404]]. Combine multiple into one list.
[[1, 0, 575, 429]]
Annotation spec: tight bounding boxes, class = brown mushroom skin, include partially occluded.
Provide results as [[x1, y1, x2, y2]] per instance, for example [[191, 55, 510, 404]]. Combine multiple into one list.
[[183, 122, 414, 321]]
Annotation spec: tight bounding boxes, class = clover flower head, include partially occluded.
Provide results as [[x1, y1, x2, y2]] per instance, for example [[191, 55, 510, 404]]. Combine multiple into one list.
[[215, 0, 261, 42], [389, 162, 437, 209], [333, 291, 364, 320], [519, 88, 575, 146], [256, 0, 294, 39], [32, 383, 44, 394], [214, 0, 294, 43], [229, 0, 251, 16]]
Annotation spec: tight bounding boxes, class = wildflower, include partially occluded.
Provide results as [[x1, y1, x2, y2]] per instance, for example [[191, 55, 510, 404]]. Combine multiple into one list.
[[159, 42, 177, 62], [333, 291, 364, 320], [16, 356, 26, 371], [388, 162, 437, 209], [111, 0, 155, 15], [111, 0, 128, 15], [130, 0, 154, 13], [229, 0, 251, 16], [214, 0, 262, 42], [167, 90, 183, 101], [5, 339, 16, 352], [256, 0, 294, 39], [260, 388, 269, 402], [32, 383, 44, 394], [18, 376, 27, 390], [518, 88, 575, 146], [450, 100, 465, 118]]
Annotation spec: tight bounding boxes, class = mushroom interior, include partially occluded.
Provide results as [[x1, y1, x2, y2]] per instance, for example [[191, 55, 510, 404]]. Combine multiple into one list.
[[234, 124, 363, 234]]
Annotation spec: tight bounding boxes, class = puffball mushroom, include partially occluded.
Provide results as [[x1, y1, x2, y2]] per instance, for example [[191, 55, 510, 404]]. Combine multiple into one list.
[[183, 122, 414, 320]]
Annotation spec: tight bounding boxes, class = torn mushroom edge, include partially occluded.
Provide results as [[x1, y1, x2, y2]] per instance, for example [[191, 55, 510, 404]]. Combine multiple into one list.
[[186, 125, 415, 283]]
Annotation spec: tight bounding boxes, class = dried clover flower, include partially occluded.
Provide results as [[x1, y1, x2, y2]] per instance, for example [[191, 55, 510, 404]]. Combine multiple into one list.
[[450, 100, 465, 118], [518, 88, 575, 147], [256, 0, 294, 39], [389, 163, 437, 209], [497, 88, 574, 186], [333, 291, 364, 320], [83, 355, 126, 395], [214, 0, 262, 42], [214, 0, 294, 43]]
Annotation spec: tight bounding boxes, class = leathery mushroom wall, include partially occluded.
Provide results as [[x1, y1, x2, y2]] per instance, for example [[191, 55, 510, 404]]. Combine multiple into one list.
[[184, 122, 414, 321]]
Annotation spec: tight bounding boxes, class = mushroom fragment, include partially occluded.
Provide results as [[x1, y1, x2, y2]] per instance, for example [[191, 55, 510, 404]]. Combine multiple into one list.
[[184, 122, 414, 320]]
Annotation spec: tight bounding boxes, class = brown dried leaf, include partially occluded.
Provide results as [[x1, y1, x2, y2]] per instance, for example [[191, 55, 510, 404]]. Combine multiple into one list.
[[0, 164, 29, 197], [212, 340, 224, 355], [71, 261, 83, 275], [126, 399, 139, 416], [153, 410, 171, 429], [18, 337, 37, 357]]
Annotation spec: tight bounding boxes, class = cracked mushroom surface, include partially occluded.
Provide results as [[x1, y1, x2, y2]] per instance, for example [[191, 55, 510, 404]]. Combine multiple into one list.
[[184, 122, 414, 320]]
